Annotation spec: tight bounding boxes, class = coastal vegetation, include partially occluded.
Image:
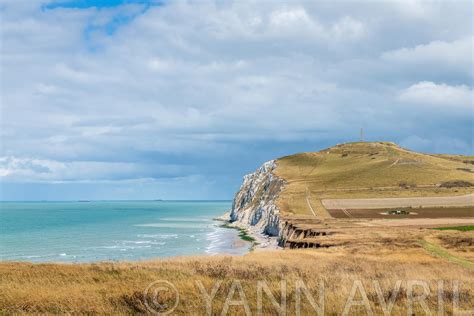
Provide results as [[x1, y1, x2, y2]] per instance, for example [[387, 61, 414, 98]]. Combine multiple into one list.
[[433, 225, 474, 231], [221, 223, 257, 243]]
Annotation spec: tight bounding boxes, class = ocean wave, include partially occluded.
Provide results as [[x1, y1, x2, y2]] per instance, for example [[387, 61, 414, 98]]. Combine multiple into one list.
[[123, 240, 166, 245], [99, 245, 152, 250], [159, 217, 212, 222], [4, 253, 75, 260], [204, 226, 251, 255], [135, 223, 212, 229], [137, 234, 178, 239]]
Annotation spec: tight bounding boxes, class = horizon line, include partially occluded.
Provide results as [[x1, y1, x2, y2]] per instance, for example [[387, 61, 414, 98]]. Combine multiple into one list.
[[0, 199, 233, 202]]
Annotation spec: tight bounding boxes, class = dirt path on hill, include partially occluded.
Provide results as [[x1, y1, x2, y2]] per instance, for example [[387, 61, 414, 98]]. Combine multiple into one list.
[[305, 188, 316, 217], [305, 188, 332, 218], [322, 193, 474, 209], [419, 238, 474, 269]]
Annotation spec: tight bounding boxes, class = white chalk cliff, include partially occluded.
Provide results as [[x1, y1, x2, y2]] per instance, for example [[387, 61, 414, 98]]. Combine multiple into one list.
[[229, 160, 285, 236]]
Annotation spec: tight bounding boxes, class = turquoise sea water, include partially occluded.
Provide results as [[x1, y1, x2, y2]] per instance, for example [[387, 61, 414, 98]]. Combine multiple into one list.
[[0, 201, 248, 263]]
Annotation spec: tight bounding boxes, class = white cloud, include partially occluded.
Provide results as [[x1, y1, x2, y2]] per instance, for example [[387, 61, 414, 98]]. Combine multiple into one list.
[[0, 0, 473, 198], [387, 0, 434, 18], [331, 16, 365, 40], [399, 81, 473, 107], [382, 37, 472, 73], [0, 156, 187, 182], [148, 58, 175, 72], [269, 7, 318, 34], [35, 83, 61, 95]]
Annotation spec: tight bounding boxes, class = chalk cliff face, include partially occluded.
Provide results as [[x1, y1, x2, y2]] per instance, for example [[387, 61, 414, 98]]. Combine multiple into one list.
[[229, 160, 285, 236]]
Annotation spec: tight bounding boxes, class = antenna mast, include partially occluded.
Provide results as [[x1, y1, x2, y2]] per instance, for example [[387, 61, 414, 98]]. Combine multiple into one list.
[[360, 128, 364, 142]]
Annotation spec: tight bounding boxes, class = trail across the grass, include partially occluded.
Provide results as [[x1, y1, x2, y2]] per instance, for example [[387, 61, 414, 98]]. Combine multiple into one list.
[[305, 188, 316, 217], [419, 239, 474, 270]]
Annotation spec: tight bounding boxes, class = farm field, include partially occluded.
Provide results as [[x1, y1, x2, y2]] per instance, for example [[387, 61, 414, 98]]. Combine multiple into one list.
[[322, 193, 474, 210], [327, 206, 474, 219]]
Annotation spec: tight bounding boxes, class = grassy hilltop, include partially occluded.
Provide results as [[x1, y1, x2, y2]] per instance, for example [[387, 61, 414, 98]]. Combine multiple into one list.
[[275, 142, 474, 216]]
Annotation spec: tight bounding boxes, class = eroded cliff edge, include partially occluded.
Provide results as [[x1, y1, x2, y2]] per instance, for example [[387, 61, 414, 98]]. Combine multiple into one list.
[[229, 160, 285, 238]]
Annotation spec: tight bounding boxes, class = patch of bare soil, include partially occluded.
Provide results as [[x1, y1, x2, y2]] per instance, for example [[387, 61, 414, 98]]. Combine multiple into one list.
[[328, 206, 474, 219]]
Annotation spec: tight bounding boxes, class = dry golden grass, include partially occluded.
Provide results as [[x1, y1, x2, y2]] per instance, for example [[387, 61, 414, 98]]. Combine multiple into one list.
[[429, 231, 474, 262], [1, 231, 473, 315], [433, 154, 474, 164], [274, 142, 474, 216]]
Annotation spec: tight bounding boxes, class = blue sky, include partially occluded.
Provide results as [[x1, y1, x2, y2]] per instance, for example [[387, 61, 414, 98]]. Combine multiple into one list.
[[0, 0, 473, 200]]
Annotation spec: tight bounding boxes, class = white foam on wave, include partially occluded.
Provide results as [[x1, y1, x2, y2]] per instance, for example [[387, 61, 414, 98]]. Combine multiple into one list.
[[137, 234, 178, 239], [205, 226, 229, 255], [123, 240, 166, 245], [11, 253, 76, 260], [205, 224, 252, 255], [16, 255, 42, 259], [135, 223, 211, 229], [98, 245, 153, 250], [159, 217, 212, 222]]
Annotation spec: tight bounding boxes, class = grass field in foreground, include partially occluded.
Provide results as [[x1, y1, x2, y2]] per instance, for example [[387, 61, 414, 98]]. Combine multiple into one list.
[[274, 142, 474, 216], [1, 239, 473, 315]]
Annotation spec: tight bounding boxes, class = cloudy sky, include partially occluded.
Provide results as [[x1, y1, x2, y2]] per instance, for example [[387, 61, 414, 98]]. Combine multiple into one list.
[[0, 0, 472, 200]]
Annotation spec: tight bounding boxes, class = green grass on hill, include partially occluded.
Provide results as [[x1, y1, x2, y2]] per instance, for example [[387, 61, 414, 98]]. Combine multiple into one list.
[[274, 142, 474, 216], [432, 226, 474, 231]]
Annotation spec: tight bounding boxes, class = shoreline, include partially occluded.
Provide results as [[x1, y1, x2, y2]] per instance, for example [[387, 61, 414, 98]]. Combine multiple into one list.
[[1, 214, 254, 264], [1, 208, 272, 264], [2, 201, 249, 264], [215, 211, 281, 251]]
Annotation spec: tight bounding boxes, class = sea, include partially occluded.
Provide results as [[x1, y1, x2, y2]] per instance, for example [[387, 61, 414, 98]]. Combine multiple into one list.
[[0, 201, 250, 263]]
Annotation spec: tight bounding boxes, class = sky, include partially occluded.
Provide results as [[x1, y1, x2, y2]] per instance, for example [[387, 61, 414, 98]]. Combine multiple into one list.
[[0, 0, 473, 201]]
